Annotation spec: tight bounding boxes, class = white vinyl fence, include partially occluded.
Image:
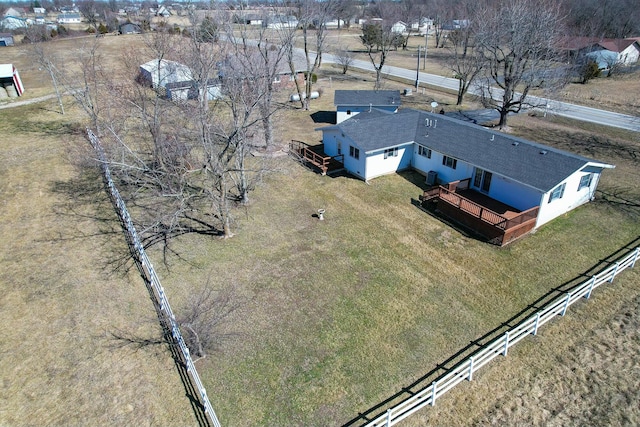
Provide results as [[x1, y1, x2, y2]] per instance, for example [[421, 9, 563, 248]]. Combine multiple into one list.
[[364, 245, 639, 427], [87, 129, 221, 427]]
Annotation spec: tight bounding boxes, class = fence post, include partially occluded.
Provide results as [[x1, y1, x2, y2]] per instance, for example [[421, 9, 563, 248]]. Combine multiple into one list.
[[431, 381, 437, 406], [585, 276, 596, 299], [468, 357, 474, 381], [532, 313, 541, 336], [631, 247, 639, 269], [561, 293, 571, 316], [386, 408, 392, 427], [609, 262, 620, 282], [503, 332, 510, 356]]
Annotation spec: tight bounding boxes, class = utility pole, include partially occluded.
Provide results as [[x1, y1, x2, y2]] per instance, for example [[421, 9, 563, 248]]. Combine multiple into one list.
[[416, 45, 421, 90], [423, 31, 428, 70]]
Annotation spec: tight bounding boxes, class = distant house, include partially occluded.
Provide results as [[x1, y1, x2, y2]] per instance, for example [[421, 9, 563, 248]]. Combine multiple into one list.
[[119, 22, 141, 34], [34, 16, 45, 24], [264, 15, 298, 29], [33, 7, 46, 15], [411, 18, 433, 35], [57, 13, 81, 24], [234, 13, 264, 26], [0, 16, 28, 30], [138, 59, 220, 102], [156, 6, 171, 17], [0, 33, 14, 46], [559, 36, 640, 68], [334, 90, 401, 124], [314, 108, 613, 245], [3, 7, 24, 18], [391, 21, 408, 34], [441, 19, 470, 31]]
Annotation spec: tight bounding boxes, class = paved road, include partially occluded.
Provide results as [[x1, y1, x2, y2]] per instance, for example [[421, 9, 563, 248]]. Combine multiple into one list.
[[327, 56, 640, 133]]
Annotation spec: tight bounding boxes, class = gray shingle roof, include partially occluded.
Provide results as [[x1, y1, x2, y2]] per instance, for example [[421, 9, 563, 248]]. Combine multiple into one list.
[[334, 90, 401, 107], [330, 108, 612, 192]]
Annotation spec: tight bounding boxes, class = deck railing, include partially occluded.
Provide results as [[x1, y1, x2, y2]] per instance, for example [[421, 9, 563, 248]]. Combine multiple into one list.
[[290, 140, 343, 175], [422, 181, 540, 241]]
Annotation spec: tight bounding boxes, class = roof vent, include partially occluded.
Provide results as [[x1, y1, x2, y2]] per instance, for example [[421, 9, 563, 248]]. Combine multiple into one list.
[[490, 134, 495, 141], [540, 150, 548, 155], [512, 142, 519, 146]]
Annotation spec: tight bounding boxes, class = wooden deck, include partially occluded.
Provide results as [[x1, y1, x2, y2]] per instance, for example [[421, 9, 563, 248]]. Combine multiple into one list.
[[422, 178, 540, 246], [289, 140, 344, 175]]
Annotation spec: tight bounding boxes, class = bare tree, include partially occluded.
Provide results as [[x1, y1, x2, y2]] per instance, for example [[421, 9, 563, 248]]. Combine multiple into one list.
[[293, 0, 337, 110], [448, 36, 482, 106], [77, 0, 102, 31], [225, 13, 289, 148], [474, 0, 566, 129], [177, 283, 245, 360], [30, 41, 65, 114], [360, 21, 397, 90], [334, 46, 354, 74]]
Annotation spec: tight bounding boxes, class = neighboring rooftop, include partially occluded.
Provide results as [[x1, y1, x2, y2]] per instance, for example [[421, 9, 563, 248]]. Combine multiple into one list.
[[334, 90, 401, 107]]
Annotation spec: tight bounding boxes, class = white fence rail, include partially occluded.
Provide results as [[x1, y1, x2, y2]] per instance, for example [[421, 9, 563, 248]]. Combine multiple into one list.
[[86, 129, 221, 427], [364, 245, 639, 427]]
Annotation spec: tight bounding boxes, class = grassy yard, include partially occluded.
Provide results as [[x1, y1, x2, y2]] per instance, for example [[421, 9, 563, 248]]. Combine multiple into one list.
[[1, 34, 639, 427]]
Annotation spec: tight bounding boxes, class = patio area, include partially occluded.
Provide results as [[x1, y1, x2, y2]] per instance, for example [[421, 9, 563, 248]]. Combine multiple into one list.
[[422, 178, 540, 246]]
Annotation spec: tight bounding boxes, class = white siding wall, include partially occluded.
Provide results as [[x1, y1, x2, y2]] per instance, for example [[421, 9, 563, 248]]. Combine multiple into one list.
[[482, 174, 541, 212], [322, 130, 339, 156], [621, 44, 640, 64], [364, 144, 413, 180], [536, 170, 598, 227]]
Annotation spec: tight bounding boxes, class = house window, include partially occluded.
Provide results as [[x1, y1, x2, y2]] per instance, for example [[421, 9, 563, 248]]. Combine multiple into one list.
[[578, 174, 592, 190], [442, 155, 457, 169], [346, 110, 352, 115], [548, 183, 566, 203], [384, 147, 398, 159], [349, 146, 360, 160], [289, 74, 295, 81], [418, 145, 431, 158], [273, 75, 281, 83]]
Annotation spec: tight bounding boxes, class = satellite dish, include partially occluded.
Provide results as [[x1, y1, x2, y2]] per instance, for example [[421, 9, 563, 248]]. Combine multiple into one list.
[[430, 101, 438, 108]]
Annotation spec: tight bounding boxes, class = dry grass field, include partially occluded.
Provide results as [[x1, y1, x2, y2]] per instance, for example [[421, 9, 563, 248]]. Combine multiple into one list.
[[1, 32, 639, 427]]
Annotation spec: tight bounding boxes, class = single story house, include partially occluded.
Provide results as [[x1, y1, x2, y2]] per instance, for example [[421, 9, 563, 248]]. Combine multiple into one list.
[[0, 16, 28, 30], [138, 59, 220, 102], [233, 13, 264, 26], [558, 36, 640, 66], [334, 90, 401, 124], [3, 7, 24, 18], [119, 22, 141, 34], [316, 108, 613, 244], [0, 33, 14, 46], [57, 13, 81, 24], [33, 7, 46, 15], [139, 59, 193, 89], [264, 15, 298, 29], [391, 21, 408, 34], [156, 6, 171, 17]]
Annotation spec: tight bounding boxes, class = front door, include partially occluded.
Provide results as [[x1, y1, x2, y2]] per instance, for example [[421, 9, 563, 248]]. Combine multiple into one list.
[[473, 168, 492, 193]]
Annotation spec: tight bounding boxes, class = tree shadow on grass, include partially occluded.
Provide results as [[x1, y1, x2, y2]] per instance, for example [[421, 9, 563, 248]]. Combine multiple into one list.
[[342, 235, 640, 427], [50, 165, 218, 426]]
